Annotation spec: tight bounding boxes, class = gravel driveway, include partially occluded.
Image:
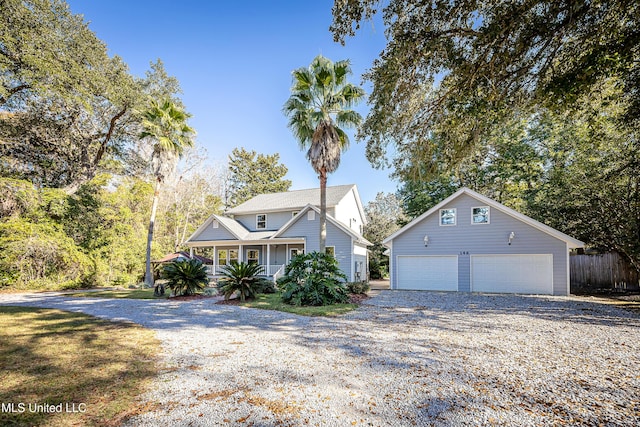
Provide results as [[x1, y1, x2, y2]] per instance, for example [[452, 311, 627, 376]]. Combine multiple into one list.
[[1, 291, 639, 426]]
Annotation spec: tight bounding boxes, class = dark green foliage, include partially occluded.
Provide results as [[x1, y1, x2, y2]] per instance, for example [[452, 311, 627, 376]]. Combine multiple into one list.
[[217, 261, 274, 301], [163, 259, 208, 296], [277, 252, 348, 306], [368, 258, 385, 281], [331, 0, 640, 176], [345, 281, 370, 295], [226, 147, 291, 208]]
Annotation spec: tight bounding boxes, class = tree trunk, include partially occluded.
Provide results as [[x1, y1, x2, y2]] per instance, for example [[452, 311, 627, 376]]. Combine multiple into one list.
[[145, 179, 161, 288], [319, 169, 327, 253]]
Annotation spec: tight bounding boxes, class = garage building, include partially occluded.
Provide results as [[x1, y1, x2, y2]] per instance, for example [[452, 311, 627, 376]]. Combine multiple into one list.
[[384, 188, 584, 296]]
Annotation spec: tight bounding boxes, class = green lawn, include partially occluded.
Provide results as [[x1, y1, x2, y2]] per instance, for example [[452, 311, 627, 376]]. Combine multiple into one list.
[[0, 306, 160, 427], [239, 293, 359, 317]]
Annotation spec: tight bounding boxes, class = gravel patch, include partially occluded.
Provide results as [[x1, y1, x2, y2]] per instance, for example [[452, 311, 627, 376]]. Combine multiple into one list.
[[1, 291, 639, 426]]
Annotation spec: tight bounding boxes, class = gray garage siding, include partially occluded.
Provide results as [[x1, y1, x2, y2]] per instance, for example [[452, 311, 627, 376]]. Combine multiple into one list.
[[391, 193, 569, 295], [278, 214, 354, 280]]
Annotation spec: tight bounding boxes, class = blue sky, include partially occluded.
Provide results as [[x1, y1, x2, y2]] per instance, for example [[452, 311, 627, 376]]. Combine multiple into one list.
[[66, 0, 396, 204]]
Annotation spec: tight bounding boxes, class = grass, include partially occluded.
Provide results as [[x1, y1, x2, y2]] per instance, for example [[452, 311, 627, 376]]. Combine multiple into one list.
[[238, 292, 359, 317], [0, 306, 160, 427], [68, 288, 167, 299]]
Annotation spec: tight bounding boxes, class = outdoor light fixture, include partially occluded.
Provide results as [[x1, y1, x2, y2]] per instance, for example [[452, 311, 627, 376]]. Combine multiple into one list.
[[424, 235, 429, 247], [508, 231, 516, 245]]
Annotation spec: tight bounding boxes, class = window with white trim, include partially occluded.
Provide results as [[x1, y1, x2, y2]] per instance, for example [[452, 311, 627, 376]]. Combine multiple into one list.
[[307, 210, 315, 220], [212, 219, 219, 228], [256, 214, 267, 229], [440, 208, 456, 226], [229, 249, 238, 263], [472, 206, 490, 224], [290, 248, 303, 259], [217, 249, 228, 266], [325, 246, 335, 257]]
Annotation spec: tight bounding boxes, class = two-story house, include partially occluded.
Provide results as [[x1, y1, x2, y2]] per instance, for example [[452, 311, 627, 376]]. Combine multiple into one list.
[[185, 184, 371, 282]]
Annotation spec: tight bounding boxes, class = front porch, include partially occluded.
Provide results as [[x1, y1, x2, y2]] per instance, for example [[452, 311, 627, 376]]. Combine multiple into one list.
[[187, 238, 306, 283]]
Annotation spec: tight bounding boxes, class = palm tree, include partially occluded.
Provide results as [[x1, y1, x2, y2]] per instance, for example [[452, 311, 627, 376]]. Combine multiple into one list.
[[283, 55, 365, 252], [140, 99, 195, 293]]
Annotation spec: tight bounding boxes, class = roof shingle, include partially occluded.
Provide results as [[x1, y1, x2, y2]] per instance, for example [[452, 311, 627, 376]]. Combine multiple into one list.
[[226, 185, 355, 215]]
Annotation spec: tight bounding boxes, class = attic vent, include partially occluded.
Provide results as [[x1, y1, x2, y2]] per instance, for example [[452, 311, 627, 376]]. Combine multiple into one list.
[[212, 220, 219, 229], [307, 210, 315, 221]]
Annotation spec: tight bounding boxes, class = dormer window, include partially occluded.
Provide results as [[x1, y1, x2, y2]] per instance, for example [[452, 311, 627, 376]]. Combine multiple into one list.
[[256, 214, 267, 229], [440, 208, 456, 226], [212, 219, 219, 229]]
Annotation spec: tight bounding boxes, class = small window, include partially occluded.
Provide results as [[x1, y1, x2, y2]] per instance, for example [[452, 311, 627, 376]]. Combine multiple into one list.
[[325, 246, 335, 257], [256, 214, 267, 229], [472, 206, 490, 224], [229, 250, 238, 263], [307, 210, 315, 221], [440, 208, 456, 226], [290, 248, 303, 259], [292, 211, 300, 218], [212, 219, 219, 229]]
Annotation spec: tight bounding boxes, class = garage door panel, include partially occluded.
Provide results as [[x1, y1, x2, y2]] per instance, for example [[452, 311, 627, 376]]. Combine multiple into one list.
[[397, 256, 458, 291], [471, 254, 552, 294]]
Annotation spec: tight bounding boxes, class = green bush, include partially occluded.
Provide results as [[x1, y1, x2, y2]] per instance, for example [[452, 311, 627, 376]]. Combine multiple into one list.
[[277, 252, 348, 306], [217, 261, 274, 301], [163, 259, 208, 296], [0, 218, 93, 290], [346, 281, 370, 294]]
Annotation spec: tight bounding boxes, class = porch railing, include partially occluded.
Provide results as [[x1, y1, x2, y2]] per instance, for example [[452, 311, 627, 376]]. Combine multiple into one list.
[[206, 264, 285, 278]]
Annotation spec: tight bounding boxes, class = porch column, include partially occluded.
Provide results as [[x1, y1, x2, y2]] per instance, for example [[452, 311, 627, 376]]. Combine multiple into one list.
[[189, 247, 193, 257], [239, 245, 243, 262], [286, 244, 289, 263], [266, 244, 271, 275], [213, 245, 216, 275]]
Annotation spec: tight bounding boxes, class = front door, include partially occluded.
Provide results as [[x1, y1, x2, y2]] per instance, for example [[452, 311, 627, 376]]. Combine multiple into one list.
[[246, 249, 260, 265]]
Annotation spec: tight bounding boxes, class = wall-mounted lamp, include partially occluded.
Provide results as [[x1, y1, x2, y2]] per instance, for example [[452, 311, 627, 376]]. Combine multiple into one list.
[[424, 235, 430, 247], [508, 231, 516, 245]]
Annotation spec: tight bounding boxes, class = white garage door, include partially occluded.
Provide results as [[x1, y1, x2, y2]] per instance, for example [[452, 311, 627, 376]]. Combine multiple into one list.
[[471, 254, 553, 294], [397, 256, 458, 291]]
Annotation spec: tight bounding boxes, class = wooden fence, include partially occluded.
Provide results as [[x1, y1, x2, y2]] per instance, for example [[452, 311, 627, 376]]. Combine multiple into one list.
[[571, 252, 640, 291]]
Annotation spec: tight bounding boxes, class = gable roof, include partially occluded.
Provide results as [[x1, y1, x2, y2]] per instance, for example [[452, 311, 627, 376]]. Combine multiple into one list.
[[226, 184, 357, 215], [383, 187, 584, 248], [272, 204, 373, 246]]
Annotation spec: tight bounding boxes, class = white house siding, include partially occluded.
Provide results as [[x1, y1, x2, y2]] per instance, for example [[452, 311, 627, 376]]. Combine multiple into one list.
[[334, 188, 364, 233], [390, 193, 569, 295], [278, 215, 354, 281], [233, 211, 295, 232]]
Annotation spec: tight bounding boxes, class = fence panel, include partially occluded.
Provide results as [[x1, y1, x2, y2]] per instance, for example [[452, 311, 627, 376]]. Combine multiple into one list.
[[570, 252, 640, 291]]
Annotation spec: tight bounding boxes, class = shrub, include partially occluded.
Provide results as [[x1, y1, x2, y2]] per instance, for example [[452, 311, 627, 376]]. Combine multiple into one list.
[[277, 252, 348, 306], [163, 259, 208, 296], [368, 257, 387, 280], [0, 217, 93, 290], [346, 281, 370, 294], [217, 261, 274, 301]]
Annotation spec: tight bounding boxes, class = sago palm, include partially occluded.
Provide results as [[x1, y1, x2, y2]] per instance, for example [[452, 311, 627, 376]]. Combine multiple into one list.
[[141, 99, 195, 292], [217, 261, 273, 301], [163, 259, 209, 296], [283, 55, 364, 252]]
